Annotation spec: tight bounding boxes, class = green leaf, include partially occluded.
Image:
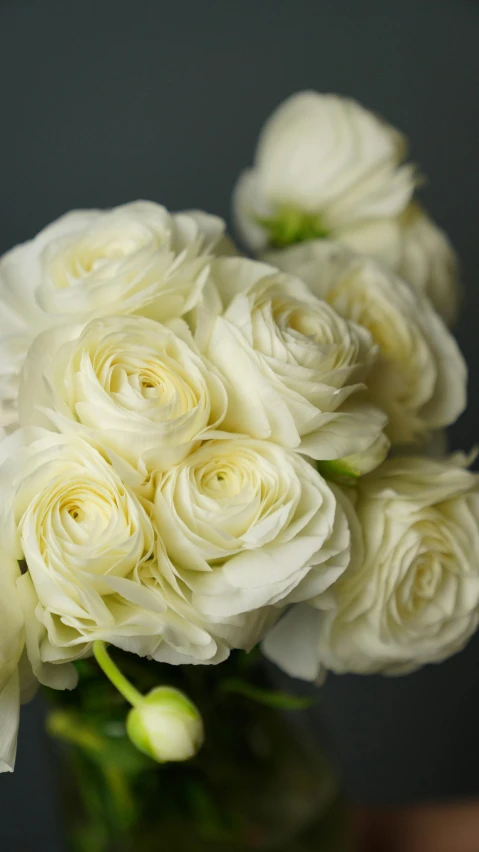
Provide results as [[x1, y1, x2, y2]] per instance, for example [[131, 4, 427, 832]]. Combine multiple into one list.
[[220, 678, 315, 710]]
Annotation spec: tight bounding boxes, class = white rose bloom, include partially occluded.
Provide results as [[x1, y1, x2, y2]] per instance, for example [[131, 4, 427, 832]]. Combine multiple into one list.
[[154, 437, 352, 625], [0, 547, 82, 774], [196, 257, 389, 471], [233, 91, 415, 254], [0, 552, 77, 773], [19, 315, 228, 477], [266, 241, 466, 445], [266, 455, 479, 678], [339, 202, 461, 327], [232, 92, 459, 327], [0, 429, 152, 662], [396, 203, 461, 327], [0, 431, 78, 772], [0, 202, 227, 431], [0, 550, 26, 772]]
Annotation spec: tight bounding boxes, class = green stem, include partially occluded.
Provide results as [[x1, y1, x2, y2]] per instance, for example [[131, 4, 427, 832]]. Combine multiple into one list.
[[46, 710, 104, 753], [93, 640, 143, 708]]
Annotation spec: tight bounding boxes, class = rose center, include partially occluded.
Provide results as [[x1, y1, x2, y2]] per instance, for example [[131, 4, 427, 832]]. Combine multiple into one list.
[[412, 554, 441, 605], [67, 503, 85, 523]]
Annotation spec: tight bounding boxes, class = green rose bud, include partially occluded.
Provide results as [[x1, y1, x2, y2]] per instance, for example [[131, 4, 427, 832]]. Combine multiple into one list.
[[126, 686, 204, 763], [93, 642, 204, 765]]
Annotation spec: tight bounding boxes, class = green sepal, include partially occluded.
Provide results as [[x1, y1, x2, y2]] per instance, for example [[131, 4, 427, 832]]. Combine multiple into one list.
[[257, 206, 328, 248], [316, 459, 361, 487]]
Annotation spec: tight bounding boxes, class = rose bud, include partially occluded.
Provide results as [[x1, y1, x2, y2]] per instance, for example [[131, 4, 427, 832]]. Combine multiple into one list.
[[126, 686, 204, 763]]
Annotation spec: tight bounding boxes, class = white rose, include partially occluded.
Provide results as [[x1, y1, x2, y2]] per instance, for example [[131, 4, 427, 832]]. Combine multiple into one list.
[[0, 202, 227, 431], [396, 203, 461, 327], [266, 241, 466, 445], [337, 202, 461, 327], [0, 557, 79, 774], [0, 432, 78, 771], [154, 437, 351, 624], [0, 429, 271, 668], [233, 91, 415, 253], [264, 455, 479, 679], [0, 547, 78, 773], [19, 315, 228, 477], [0, 550, 25, 772], [267, 455, 479, 678], [0, 430, 152, 662], [196, 257, 389, 471]]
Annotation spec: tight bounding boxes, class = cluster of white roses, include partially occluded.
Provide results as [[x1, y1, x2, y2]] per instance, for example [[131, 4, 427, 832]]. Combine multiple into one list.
[[0, 90, 477, 772]]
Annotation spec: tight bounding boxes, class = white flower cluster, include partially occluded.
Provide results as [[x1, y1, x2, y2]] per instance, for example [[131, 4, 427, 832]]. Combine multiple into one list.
[[0, 92, 475, 771]]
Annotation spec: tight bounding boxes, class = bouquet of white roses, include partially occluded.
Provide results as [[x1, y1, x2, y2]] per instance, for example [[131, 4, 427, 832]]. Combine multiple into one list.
[[0, 89, 476, 850]]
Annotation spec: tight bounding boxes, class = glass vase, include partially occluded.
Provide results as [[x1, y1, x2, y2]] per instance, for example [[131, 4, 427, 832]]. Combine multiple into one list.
[[45, 650, 351, 852]]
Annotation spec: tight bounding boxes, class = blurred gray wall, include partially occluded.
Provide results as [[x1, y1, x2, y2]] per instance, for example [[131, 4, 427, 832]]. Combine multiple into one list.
[[0, 0, 478, 847]]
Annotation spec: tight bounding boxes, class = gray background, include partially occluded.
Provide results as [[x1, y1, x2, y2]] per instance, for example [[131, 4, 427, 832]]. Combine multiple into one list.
[[0, 0, 478, 847]]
